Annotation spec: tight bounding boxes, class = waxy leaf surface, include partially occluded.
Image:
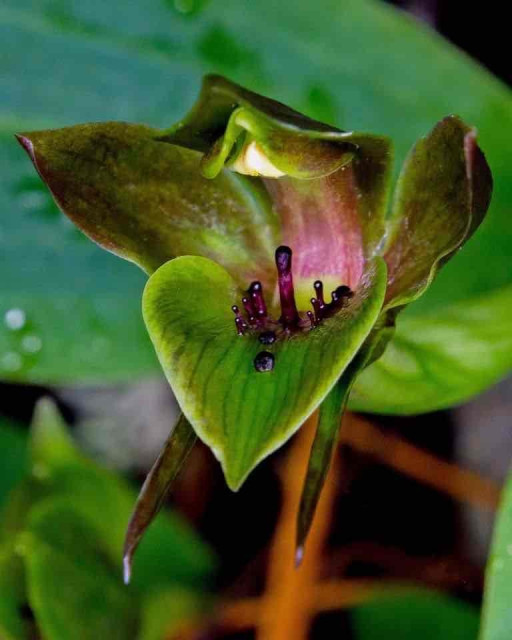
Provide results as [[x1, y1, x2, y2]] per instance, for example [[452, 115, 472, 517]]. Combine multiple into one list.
[[143, 255, 387, 488]]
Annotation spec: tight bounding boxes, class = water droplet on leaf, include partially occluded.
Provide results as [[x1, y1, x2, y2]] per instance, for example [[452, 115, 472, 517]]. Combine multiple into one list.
[[22, 335, 42, 353], [1, 351, 22, 371], [4, 308, 26, 331]]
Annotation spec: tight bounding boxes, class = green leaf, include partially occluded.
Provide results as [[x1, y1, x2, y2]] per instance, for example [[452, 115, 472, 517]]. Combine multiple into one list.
[[22, 501, 138, 640], [1, 399, 216, 592], [480, 467, 512, 640], [2, 0, 512, 413], [143, 255, 387, 488], [383, 116, 492, 308], [349, 284, 512, 415], [123, 414, 197, 584], [0, 544, 26, 640], [352, 588, 479, 640], [17, 123, 277, 282], [0, 418, 28, 513], [138, 588, 211, 640]]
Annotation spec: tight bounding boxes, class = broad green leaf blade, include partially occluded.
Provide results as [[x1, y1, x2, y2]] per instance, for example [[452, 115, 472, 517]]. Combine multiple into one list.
[[123, 414, 197, 584], [143, 255, 387, 489], [352, 588, 479, 640], [384, 116, 492, 308], [350, 284, 512, 415], [480, 467, 512, 640], [23, 502, 137, 640], [17, 123, 277, 281]]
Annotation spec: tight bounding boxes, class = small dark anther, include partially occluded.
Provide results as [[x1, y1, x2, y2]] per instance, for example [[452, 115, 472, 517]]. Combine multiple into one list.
[[254, 351, 275, 372], [249, 281, 267, 319], [259, 331, 277, 345], [232, 305, 247, 335], [335, 285, 352, 299], [275, 245, 293, 274], [307, 310, 315, 328], [242, 296, 254, 319], [313, 280, 325, 308]]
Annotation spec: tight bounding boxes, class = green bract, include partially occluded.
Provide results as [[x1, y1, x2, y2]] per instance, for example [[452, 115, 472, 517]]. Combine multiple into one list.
[[17, 75, 492, 568]]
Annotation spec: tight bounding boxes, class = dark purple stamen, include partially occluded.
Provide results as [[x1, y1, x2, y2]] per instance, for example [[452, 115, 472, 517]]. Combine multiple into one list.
[[231, 245, 353, 350], [259, 331, 276, 345], [232, 305, 247, 336], [254, 351, 275, 372], [331, 285, 353, 303], [249, 281, 267, 319], [313, 280, 325, 309], [275, 246, 300, 329], [241, 296, 255, 323], [310, 283, 353, 323]]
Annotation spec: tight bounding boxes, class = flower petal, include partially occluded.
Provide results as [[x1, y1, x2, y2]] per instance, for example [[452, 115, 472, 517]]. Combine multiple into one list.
[[264, 133, 392, 304], [383, 116, 492, 308], [16, 122, 277, 282], [142, 255, 387, 490], [163, 76, 393, 297]]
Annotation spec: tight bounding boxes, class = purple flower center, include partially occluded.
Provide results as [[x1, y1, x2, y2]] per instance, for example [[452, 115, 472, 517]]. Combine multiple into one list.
[[231, 246, 354, 371]]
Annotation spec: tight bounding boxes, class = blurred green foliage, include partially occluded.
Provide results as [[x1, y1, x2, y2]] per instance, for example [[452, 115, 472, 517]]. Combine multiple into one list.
[[352, 588, 480, 639], [480, 468, 512, 640], [0, 401, 216, 639], [1, 0, 511, 414]]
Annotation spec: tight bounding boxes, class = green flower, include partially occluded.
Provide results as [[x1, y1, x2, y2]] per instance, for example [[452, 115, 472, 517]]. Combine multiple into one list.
[[16, 75, 492, 575]]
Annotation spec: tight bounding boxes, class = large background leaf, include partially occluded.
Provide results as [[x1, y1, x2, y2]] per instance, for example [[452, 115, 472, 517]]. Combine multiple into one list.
[[480, 467, 512, 640], [352, 588, 479, 640], [1, 0, 511, 410]]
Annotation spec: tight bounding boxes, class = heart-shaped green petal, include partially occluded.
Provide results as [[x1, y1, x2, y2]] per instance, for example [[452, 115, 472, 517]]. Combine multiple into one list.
[[123, 414, 197, 585], [142, 255, 387, 490], [383, 116, 492, 308], [16, 123, 277, 282]]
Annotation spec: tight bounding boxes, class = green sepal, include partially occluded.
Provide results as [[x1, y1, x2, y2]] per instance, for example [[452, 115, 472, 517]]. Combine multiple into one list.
[[16, 122, 277, 283], [296, 309, 396, 556], [295, 370, 352, 564], [123, 414, 197, 584], [383, 116, 492, 308], [143, 254, 387, 490]]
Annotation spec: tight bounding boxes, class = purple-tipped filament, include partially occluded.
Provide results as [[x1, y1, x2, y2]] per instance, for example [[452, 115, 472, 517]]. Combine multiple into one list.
[[231, 246, 353, 371]]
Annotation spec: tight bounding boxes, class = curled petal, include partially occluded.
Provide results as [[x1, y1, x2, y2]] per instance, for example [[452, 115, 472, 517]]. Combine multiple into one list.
[[383, 116, 492, 308]]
